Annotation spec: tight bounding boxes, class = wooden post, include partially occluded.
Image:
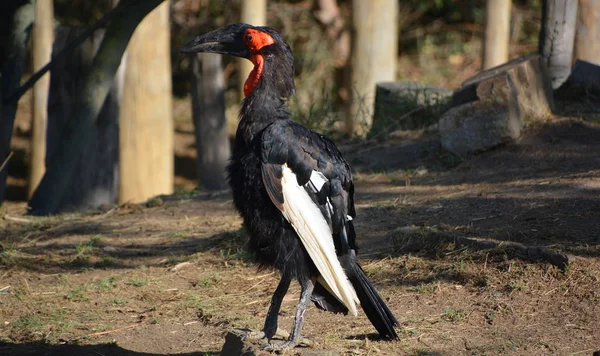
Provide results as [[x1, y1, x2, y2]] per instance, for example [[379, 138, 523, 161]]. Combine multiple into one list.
[[575, 0, 600, 65], [482, 0, 512, 70], [539, 0, 578, 89], [119, 1, 173, 203], [238, 0, 266, 102], [28, 0, 54, 198], [29, 0, 164, 215], [348, 0, 398, 136], [190, 54, 230, 190], [0, 0, 35, 205]]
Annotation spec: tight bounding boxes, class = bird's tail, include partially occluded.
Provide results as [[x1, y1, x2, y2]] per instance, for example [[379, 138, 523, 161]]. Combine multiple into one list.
[[346, 260, 399, 340]]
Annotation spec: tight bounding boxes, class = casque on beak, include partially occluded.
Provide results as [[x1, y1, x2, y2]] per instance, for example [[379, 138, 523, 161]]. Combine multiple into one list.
[[179, 22, 251, 59]]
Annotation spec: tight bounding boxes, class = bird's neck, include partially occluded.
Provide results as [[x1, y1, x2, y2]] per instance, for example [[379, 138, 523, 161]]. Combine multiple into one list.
[[237, 87, 290, 146], [236, 58, 294, 146]]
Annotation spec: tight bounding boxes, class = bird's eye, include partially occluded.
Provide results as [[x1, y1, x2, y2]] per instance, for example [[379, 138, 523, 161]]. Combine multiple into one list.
[[246, 33, 253, 42]]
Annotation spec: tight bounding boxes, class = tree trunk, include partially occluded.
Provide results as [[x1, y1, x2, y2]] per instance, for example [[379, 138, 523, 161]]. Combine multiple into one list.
[[0, 0, 35, 206], [190, 54, 230, 190], [482, 0, 512, 70], [314, 0, 351, 120], [539, 0, 578, 89], [238, 0, 266, 102], [119, 1, 173, 203], [28, 0, 164, 215], [28, 0, 54, 198], [574, 0, 600, 65], [347, 0, 398, 136], [45, 26, 122, 212]]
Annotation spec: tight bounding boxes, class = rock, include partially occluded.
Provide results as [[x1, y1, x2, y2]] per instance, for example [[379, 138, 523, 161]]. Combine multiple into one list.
[[439, 100, 521, 157], [451, 54, 554, 119], [168, 261, 193, 272], [440, 54, 554, 157], [372, 82, 452, 139], [220, 329, 267, 356]]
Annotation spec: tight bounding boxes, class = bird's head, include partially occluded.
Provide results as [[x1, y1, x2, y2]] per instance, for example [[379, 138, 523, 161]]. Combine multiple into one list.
[[181, 23, 294, 99]]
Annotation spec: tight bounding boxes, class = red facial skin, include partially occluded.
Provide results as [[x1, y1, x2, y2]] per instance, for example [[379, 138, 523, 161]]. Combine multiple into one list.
[[243, 28, 275, 97]]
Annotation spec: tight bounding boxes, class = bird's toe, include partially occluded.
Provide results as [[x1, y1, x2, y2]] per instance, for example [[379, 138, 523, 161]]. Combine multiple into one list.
[[262, 337, 313, 353], [263, 340, 298, 353], [240, 329, 265, 342]]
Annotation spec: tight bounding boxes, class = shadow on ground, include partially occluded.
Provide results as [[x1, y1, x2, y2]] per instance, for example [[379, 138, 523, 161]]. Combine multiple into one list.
[[0, 342, 218, 356]]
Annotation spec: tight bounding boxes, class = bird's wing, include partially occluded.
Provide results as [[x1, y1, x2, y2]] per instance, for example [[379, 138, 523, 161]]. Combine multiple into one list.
[[260, 121, 359, 316]]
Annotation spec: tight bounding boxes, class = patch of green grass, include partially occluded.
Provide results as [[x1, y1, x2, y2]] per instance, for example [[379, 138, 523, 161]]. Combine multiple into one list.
[[10, 310, 79, 342], [485, 311, 496, 325], [74, 236, 103, 259], [413, 282, 438, 294], [127, 277, 149, 287], [399, 328, 419, 337], [66, 285, 89, 302], [173, 187, 199, 199], [174, 230, 190, 238], [10, 314, 45, 334], [145, 197, 164, 208], [184, 294, 204, 311], [442, 306, 463, 322], [27, 216, 57, 231], [96, 256, 117, 268], [391, 228, 428, 252], [219, 247, 251, 262], [504, 280, 526, 293], [411, 347, 435, 356], [112, 297, 128, 305], [94, 276, 119, 292], [196, 273, 220, 288], [89, 235, 105, 246], [0, 247, 18, 258]]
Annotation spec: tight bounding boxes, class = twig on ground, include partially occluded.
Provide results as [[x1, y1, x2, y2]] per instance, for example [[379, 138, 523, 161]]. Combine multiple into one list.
[[87, 323, 142, 337], [21, 277, 31, 295], [4, 215, 32, 223], [246, 271, 274, 280]]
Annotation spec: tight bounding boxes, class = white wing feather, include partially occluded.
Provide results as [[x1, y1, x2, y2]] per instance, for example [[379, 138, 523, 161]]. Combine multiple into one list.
[[280, 164, 359, 316]]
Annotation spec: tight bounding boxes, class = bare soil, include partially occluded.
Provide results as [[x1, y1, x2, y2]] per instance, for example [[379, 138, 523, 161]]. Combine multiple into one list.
[[1, 118, 599, 355]]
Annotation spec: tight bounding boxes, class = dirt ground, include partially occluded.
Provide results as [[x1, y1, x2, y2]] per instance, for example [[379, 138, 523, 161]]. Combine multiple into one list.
[[1, 117, 599, 355]]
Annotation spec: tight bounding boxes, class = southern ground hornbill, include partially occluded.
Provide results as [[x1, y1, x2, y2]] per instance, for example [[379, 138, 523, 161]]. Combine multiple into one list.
[[181, 23, 399, 351]]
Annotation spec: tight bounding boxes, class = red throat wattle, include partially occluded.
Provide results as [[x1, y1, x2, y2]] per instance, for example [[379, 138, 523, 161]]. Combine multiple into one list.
[[243, 28, 275, 97]]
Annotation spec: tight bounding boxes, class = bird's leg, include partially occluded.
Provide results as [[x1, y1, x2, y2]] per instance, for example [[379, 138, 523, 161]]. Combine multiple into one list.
[[265, 277, 315, 352], [263, 274, 292, 340], [243, 274, 291, 345]]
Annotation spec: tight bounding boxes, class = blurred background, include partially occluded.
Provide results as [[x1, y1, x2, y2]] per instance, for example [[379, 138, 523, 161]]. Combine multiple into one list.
[[2, 0, 592, 215]]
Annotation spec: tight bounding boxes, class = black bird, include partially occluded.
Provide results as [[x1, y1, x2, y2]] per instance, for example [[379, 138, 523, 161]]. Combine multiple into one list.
[[181, 23, 399, 351]]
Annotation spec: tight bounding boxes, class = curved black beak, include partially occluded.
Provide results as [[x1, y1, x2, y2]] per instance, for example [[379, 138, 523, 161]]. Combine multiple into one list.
[[180, 23, 251, 59]]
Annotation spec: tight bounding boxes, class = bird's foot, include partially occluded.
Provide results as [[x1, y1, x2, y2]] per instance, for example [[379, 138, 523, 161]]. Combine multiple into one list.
[[263, 337, 314, 353], [263, 340, 298, 353], [239, 327, 290, 346]]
